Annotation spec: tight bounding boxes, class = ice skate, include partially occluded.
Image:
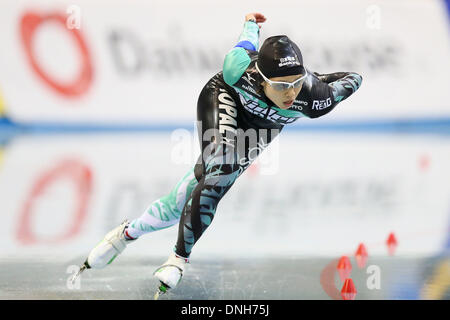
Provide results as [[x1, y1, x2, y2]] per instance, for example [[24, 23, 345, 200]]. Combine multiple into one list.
[[153, 252, 189, 299], [70, 220, 136, 284]]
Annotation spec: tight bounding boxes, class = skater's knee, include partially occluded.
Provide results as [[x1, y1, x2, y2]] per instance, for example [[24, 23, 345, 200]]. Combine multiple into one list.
[[202, 164, 240, 189], [194, 161, 203, 182]]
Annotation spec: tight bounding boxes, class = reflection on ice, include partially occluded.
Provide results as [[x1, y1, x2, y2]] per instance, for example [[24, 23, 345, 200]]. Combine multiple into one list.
[[0, 132, 448, 299], [0, 255, 448, 300]]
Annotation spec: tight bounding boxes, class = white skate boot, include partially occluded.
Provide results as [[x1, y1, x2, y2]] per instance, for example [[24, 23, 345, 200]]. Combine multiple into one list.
[[70, 220, 136, 283], [153, 252, 189, 299], [86, 219, 136, 268]]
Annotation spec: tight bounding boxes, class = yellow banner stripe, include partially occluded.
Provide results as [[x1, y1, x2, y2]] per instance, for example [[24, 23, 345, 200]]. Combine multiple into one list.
[[0, 89, 5, 116], [421, 258, 450, 299]]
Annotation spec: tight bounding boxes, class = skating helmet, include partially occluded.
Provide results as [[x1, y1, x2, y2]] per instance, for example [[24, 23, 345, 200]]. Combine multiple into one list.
[[256, 35, 305, 78]]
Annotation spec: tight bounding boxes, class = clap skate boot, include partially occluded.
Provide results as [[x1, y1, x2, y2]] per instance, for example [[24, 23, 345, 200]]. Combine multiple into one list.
[[153, 252, 189, 299], [70, 220, 136, 283]]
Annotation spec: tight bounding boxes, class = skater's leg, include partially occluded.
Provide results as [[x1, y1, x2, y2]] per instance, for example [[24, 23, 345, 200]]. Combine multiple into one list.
[[174, 142, 240, 258], [126, 166, 199, 239], [172, 77, 245, 259], [78, 148, 200, 273]]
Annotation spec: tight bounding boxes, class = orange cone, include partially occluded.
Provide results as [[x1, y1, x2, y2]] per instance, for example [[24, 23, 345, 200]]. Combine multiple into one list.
[[386, 232, 398, 256], [337, 256, 352, 282], [355, 243, 368, 268], [341, 278, 357, 300]]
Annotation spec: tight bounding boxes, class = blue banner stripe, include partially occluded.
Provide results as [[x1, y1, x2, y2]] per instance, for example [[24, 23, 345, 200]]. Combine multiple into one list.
[[445, 0, 450, 21], [1, 116, 450, 135]]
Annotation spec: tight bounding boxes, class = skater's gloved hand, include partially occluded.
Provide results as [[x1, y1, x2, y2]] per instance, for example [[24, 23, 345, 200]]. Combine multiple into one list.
[[245, 13, 266, 28]]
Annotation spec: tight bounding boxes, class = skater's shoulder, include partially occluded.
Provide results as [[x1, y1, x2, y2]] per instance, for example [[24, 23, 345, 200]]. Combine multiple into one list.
[[222, 47, 260, 86]]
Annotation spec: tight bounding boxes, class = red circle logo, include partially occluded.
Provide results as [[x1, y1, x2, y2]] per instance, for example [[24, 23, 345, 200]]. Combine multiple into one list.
[[17, 159, 93, 245], [20, 11, 93, 98]]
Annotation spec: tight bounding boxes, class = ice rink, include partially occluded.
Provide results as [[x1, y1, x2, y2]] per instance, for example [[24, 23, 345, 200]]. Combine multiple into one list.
[[0, 255, 448, 300], [0, 131, 449, 300]]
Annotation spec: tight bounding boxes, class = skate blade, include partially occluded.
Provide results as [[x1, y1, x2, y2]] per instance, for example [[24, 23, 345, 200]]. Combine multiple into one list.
[[70, 263, 88, 285], [154, 282, 169, 300]]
